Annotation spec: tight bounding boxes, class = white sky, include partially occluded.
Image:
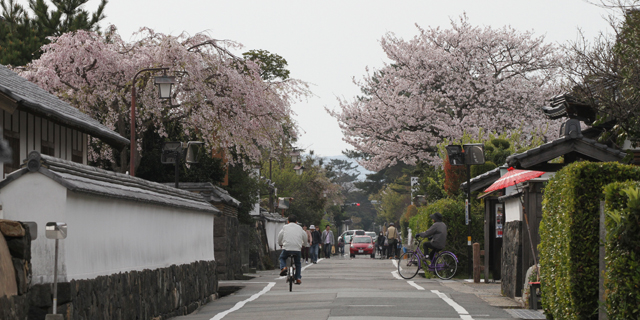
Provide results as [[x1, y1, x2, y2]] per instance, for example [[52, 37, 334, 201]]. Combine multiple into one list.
[[23, 0, 617, 158]]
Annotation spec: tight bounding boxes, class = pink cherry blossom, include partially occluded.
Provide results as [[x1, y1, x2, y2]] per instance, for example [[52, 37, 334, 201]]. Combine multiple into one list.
[[328, 16, 564, 171], [20, 26, 310, 171]]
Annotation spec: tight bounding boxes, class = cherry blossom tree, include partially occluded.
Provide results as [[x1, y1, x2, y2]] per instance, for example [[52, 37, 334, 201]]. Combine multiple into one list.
[[20, 26, 309, 172], [329, 16, 563, 171]]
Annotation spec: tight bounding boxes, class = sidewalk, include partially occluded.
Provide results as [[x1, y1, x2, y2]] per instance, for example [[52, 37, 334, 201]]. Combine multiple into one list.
[[445, 280, 546, 320]]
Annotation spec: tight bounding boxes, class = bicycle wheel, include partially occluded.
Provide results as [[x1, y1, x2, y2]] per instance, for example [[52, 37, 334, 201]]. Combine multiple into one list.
[[434, 252, 457, 280], [397, 252, 420, 279]]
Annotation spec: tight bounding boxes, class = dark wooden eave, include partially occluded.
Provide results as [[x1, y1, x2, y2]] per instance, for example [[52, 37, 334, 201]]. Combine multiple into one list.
[[460, 166, 502, 193], [461, 134, 626, 193], [0, 65, 129, 148], [506, 135, 626, 170]]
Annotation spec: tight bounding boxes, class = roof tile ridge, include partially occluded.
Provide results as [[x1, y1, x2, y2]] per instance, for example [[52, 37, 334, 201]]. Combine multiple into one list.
[[40, 155, 207, 202]]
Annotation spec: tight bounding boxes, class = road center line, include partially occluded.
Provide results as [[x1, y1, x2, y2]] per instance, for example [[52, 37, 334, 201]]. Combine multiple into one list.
[[431, 290, 474, 320], [210, 282, 275, 320]]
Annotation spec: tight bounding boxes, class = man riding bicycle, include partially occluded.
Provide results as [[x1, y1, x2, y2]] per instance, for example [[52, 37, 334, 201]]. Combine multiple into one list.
[[277, 215, 309, 284], [416, 212, 447, 259]]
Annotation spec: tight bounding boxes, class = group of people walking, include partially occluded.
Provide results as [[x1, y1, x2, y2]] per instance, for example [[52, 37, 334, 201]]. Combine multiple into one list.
[[374, 222, 401, 259], [278, 213, 448, 285], [300, 224, 335, 264]]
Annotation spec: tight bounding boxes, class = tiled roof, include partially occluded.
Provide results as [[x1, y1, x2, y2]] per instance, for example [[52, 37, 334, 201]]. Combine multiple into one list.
[[260, 209, 287, 222], [0, 65, 129, 147], [460, 166, 502, 192], [0, 152, 220, 215], [506, 134, 626, 167], [162, 182, 241, 208]]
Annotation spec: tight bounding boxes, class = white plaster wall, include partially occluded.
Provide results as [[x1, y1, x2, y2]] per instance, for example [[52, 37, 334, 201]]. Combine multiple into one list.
[[504, 197, 523, 222], [0, 173, 68, 284], [0, 172, 215, 284], [64, 192, 214, 281], [264, 220, 285, 251]]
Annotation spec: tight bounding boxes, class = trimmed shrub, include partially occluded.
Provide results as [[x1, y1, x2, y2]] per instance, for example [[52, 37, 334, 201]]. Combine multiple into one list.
[[401, 205, 418, 239], [471, 161, 497, 178], [603, 182, 640, 319], [409, 197, 483, 272], [539, 162, 640, 320]]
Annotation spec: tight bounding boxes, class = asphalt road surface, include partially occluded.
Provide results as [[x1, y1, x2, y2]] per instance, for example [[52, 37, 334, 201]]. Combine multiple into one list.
[[171, 254, 524, 320]]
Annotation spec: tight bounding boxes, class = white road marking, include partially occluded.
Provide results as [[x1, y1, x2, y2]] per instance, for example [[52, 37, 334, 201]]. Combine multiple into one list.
[[431, 290, 474, 320], [275, 258, 323, 279], [393, 259, 425, 291], [210, 282, 275, 320], [407, 281, 425, 290]]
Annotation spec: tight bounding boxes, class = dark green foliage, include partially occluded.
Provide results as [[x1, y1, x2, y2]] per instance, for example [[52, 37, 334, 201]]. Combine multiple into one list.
[[267, 159, 328, 227], [325, 158, 360, 186], [136, 123, 225, 185], [412, 161, 445, 203], [603, 182, 640, 319], [539, 162, 640, 319], [484, 138, 511, 166], [400, 204, 418, 239], [135, 122, 260, 225], [226, 164, 261, 225], [471, 161, 496, 178], [408, 197, 483, 274], [355, 163, 411, 195], [242, 49, 290, 81], [0, 0, 107, 66]]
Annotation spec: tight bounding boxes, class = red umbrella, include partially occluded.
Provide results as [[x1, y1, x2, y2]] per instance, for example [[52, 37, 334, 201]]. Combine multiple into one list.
[[483, 167, 545, 193]]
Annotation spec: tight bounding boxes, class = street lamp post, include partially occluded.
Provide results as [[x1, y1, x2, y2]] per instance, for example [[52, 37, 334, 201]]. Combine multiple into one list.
[[445, 143, 485, 279], [130, 68, 176, 176]]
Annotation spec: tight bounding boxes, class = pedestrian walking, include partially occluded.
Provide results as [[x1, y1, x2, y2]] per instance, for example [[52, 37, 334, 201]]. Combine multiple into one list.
[[376, 231, 386, 258], [386, 222, 399, 259], [309, 225, 321, 263], [321, 225, 335, 259], [302, 225, 312, 264]]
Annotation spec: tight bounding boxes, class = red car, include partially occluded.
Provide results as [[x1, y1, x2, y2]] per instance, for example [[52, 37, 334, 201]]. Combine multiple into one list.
[[349, 235, 375, 258]]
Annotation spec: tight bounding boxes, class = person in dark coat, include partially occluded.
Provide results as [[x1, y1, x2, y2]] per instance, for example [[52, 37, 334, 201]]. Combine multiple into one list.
[[376, 231, 386, 258], [417, 212, 447, 258]]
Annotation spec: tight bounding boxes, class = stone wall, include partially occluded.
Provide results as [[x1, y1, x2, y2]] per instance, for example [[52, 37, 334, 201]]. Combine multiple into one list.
[[501, 221, 523, 298], [214, 213, 241, 280], [238, 223, 268, 272], [24, 260, 217, 320]]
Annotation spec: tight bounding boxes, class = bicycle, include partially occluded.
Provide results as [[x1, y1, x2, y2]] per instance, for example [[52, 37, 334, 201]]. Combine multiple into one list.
[[285, 254, 297, 292], [397, 237, 458, 280]]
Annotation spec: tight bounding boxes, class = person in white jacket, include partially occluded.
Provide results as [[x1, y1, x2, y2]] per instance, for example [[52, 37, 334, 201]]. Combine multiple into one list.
[[277, 215, 309, 284]]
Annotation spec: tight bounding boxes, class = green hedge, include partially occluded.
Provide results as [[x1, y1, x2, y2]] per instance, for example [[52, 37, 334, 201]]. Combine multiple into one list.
[[408, 197, 483, 273], [603, 182, 640, 319], [539, 162, 640, 320]]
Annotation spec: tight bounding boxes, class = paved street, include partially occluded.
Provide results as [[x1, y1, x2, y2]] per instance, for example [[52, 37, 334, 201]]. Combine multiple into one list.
[[172, 254, 543, 320]]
